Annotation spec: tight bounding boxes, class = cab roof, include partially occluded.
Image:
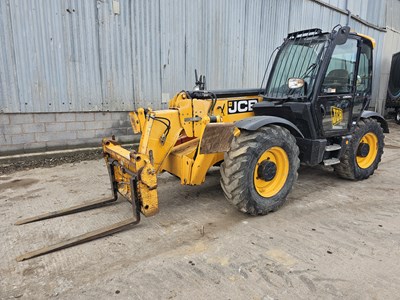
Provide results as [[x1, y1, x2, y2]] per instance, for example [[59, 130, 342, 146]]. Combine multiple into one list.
[[355, 33, 376, 49], [286, 27, 376, 49]]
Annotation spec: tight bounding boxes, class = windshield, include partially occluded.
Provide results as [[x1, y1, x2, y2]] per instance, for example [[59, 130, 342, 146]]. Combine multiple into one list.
[[265, 37, 328, 99]]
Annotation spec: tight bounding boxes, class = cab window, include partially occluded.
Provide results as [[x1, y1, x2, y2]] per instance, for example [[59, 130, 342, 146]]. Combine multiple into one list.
[[321, 39, 358, 94], [356, 43, 372, 93]]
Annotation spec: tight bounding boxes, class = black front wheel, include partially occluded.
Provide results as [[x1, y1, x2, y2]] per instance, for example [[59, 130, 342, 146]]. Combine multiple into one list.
[[334, 118, 384, 180], [220, 125, 300, 215]]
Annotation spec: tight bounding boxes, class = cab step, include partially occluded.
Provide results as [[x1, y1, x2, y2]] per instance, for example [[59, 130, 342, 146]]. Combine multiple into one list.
[[325, 144, 341, 151], [323, 158, 341, 166]]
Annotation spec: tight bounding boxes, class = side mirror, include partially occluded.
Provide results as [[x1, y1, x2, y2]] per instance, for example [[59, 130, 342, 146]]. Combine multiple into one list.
[[288, 78, 305, 89], [334, 26, 350, 45]]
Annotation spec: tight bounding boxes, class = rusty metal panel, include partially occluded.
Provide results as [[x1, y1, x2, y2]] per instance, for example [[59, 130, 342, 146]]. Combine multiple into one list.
[[199, 123, 235, 154]]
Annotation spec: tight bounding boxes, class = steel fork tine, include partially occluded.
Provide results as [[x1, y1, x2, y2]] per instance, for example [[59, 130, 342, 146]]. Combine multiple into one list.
[[16, 175, 141, 262], [16, 216, 140, 261], [15, 196, 118, 225]]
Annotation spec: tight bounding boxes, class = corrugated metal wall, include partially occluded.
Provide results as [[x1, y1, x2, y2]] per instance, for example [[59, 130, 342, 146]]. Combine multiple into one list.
[[0, 0, 398, 114], [378, 0, 400, 113]]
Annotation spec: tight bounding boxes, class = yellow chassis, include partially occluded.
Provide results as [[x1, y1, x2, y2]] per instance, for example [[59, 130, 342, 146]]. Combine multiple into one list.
[[102, 92, 262, 217]]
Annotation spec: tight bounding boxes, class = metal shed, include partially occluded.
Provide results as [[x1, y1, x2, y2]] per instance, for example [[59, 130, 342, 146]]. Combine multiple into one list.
[[0, 0, 399, 154]]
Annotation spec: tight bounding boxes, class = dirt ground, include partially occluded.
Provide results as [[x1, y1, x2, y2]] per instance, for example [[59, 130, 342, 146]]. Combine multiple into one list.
[[1, 122, 400, 300], [0, 149, 104, 175]]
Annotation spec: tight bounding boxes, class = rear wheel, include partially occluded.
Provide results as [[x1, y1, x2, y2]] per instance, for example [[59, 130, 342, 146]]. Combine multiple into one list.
[[220, 125, 300, 215], [334, 118, 384, 180]]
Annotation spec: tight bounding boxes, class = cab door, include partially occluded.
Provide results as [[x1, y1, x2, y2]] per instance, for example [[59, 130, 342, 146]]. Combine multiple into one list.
[[316, 38, 359, 137], [352, 42, 373, 122]]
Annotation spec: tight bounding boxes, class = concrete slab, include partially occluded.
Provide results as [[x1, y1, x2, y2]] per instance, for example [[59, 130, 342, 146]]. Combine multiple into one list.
[[1, 123, 400, 299]]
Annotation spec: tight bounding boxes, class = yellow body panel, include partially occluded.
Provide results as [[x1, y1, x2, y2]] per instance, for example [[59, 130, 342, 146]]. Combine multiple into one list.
[[102, 139, 158, 217], [190, 152, 224, 185], [356, 33, 376, 48], [102, 91, 263, 217], [162, 138, 198, 184]]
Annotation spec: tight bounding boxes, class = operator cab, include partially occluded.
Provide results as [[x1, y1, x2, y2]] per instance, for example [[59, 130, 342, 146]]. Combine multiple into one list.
[[254, 26, 375, 140]]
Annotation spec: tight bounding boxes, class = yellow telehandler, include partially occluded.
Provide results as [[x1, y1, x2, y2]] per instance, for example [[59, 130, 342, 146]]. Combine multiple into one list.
[[16, 25, 388, 261]]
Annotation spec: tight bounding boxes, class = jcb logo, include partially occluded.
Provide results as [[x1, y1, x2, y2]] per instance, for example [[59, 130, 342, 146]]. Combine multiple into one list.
[[228, 99, 258, 114], [331, 106, 343, 126]]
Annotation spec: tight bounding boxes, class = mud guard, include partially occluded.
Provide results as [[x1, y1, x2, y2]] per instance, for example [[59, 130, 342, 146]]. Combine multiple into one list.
[[361, 111, 389, 133], [199, 123, 235, 154], [235, 116, 304, 138]]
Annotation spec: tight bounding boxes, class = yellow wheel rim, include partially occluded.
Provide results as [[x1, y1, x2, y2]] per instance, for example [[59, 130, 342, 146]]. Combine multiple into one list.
[[356, 132, 378, 169], [253, 146, 289, 198]]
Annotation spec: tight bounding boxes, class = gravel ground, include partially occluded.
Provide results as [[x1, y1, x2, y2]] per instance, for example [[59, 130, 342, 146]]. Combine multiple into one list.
[[0, 150, 104, 175], [0, 143, 137, 175], [1, 122, 400, 299]]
